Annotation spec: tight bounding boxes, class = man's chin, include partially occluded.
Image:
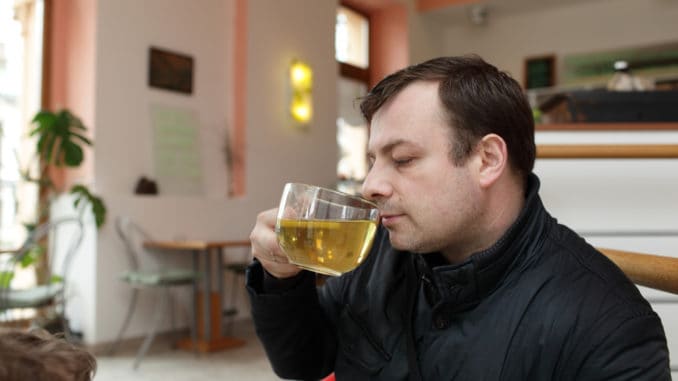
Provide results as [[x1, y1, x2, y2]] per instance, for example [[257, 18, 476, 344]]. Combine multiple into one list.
[[387, 232, 413, 252]]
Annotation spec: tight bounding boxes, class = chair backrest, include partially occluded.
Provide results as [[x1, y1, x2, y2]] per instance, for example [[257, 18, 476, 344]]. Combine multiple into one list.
[[0, 217, 84, 310], [115, 216, 152, 272], [7, 217, 84, 283], [34, 217, 84, 281]]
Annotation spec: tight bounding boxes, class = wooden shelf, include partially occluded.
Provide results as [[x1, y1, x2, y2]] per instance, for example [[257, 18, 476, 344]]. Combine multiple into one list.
[[537, 144, 678, 159], [537, 123, 678, 131]]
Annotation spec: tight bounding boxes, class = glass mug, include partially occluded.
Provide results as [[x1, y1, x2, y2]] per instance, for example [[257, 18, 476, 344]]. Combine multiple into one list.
[[275, 183, 380, 276]]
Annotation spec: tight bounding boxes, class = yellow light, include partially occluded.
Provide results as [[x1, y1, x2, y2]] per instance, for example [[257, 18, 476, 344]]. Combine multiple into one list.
[[290, 60, 313, 90], [289, 59, 313, 125], [290, 93, 312, 123]]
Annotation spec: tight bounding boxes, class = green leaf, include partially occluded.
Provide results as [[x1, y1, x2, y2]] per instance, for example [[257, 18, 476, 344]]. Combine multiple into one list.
[[70, 184, 89, 195], [68, 115, 87, 130], [71, 132, 93, 146], [41, 133, 57, 164], [70, 185, 107, 228], [92, 197, 107, 228], [20, 245, 43, 268], [30, 111, 56, 135], [23, 222, 37, 233], [0, 271, 14, 288], [55, 110, 71, 136], [62, 140, 84, 167], [36, 133, 46, 156], [71, 187, 87, 209], [50, 275, 64, 284]]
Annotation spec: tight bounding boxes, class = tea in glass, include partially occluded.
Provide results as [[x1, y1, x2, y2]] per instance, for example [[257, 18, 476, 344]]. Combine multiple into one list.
[[275, 183, 379, 276]]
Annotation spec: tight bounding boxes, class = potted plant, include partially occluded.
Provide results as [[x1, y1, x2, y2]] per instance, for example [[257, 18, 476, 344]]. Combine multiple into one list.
[[26, 109, 106, 228]]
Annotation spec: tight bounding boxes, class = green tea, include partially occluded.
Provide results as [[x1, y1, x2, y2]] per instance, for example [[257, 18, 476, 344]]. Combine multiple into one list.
[[276, 219, 377, 276]]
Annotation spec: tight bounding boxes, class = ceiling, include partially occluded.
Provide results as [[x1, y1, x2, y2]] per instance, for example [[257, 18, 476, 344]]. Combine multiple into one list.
[[341, 0, 607, 24], [423, 0, 607, 25]]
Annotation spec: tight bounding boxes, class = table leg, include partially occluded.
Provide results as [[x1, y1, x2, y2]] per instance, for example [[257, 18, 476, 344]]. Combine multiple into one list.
[[178, 246, 245, 352], [192, 250, 199, 343], [218, 247, 225, 328], [203, 248, 212, 341]]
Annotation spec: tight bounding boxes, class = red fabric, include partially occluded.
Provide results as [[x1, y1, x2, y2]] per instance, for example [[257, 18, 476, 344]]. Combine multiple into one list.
[[321, 373, 336, 381]]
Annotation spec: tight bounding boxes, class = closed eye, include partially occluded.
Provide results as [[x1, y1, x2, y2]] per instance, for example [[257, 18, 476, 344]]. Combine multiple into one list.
[[393, 157, 414, 166]]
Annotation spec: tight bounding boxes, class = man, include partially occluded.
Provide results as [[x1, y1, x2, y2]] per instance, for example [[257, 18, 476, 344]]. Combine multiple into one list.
[[247, 56, 670, 380]]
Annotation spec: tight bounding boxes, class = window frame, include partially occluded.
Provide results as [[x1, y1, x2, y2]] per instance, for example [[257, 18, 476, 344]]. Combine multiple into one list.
[[337, 3, 370, 86]]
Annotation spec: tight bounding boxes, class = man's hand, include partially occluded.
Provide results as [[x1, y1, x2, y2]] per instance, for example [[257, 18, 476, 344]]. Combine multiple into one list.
[[250, 208, 302, 279]]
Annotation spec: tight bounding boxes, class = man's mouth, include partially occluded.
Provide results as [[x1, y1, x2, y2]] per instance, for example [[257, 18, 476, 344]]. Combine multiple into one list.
[[379, 213, 403, 227]]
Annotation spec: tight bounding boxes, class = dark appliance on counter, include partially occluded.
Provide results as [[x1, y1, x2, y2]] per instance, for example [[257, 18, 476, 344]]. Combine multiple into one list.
[[539, 90, 678, 123]]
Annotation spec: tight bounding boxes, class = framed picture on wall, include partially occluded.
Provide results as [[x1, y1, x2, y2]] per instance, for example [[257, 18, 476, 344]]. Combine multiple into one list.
[[524, 55, 556, 90], [148, 47, 194, 94]]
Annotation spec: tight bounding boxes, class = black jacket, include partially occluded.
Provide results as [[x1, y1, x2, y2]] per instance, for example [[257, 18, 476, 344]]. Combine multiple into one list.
[[246, 175, 670, 380]]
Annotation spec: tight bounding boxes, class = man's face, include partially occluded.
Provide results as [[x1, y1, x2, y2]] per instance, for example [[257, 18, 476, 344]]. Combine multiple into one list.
[[362, 81, 484, 259]]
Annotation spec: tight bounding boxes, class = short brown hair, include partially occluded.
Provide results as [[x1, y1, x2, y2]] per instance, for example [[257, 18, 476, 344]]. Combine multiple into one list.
[[360, 55, 535, 182], [0, 329, 96, 381]]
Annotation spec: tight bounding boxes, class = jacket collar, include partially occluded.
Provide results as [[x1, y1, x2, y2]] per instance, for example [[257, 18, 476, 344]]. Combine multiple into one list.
[[417, 173, 552, 313]]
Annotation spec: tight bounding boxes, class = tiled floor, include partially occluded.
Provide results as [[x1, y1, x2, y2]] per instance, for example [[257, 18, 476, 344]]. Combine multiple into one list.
[[94, 319, 279, 381]]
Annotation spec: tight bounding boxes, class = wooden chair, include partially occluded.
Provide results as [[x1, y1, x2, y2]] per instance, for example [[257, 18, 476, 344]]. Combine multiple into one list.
[[599, 248, 678, 295]]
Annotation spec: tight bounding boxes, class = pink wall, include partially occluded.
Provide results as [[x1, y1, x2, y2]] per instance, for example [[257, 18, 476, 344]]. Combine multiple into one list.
[[370, 3, 408, 88], [48, 0, 96, 123], [48, 0, 97, 189], [341, 1, 409, 88]]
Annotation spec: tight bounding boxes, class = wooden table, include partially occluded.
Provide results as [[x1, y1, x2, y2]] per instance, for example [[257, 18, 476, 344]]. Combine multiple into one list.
[[144, 239, 251, 352]]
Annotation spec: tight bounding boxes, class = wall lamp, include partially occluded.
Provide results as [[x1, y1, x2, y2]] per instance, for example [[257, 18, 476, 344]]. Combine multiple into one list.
[[289, 59, 313, 125]]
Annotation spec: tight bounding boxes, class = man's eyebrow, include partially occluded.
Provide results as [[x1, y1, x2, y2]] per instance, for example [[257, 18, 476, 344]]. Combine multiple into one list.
[[367, 139, 418, 156]]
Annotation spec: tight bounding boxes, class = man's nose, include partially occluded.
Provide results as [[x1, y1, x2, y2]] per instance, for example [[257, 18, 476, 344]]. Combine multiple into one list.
[[361, 165, 391, 202]]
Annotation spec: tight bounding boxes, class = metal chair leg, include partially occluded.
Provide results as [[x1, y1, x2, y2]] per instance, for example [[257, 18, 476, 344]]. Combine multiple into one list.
[[133, 288, 169, 370], [108, 289, 139, 355], [168, 290, 176, 347], [57, 290, 74, 343], [60, 314, 73, 343]]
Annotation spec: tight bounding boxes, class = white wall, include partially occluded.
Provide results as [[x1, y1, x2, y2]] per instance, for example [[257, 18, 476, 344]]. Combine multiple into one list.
[[406, 0, 444, 68], [89, 0, 338, 344], [246, 0, 339, 192]]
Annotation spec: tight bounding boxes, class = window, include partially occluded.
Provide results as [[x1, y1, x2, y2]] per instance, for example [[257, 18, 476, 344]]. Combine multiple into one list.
[[335, 6, 369, 69], [335, 5, 369, 195], [0, 0, 44, 312]]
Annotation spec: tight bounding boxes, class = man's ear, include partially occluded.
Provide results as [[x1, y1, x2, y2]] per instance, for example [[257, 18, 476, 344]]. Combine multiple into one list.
[[476, 134, 508, 188]]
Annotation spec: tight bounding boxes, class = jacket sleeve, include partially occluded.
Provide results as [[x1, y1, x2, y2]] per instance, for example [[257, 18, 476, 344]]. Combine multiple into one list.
[[245, 261, 338, 380], [571, 311, 671, 381]]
